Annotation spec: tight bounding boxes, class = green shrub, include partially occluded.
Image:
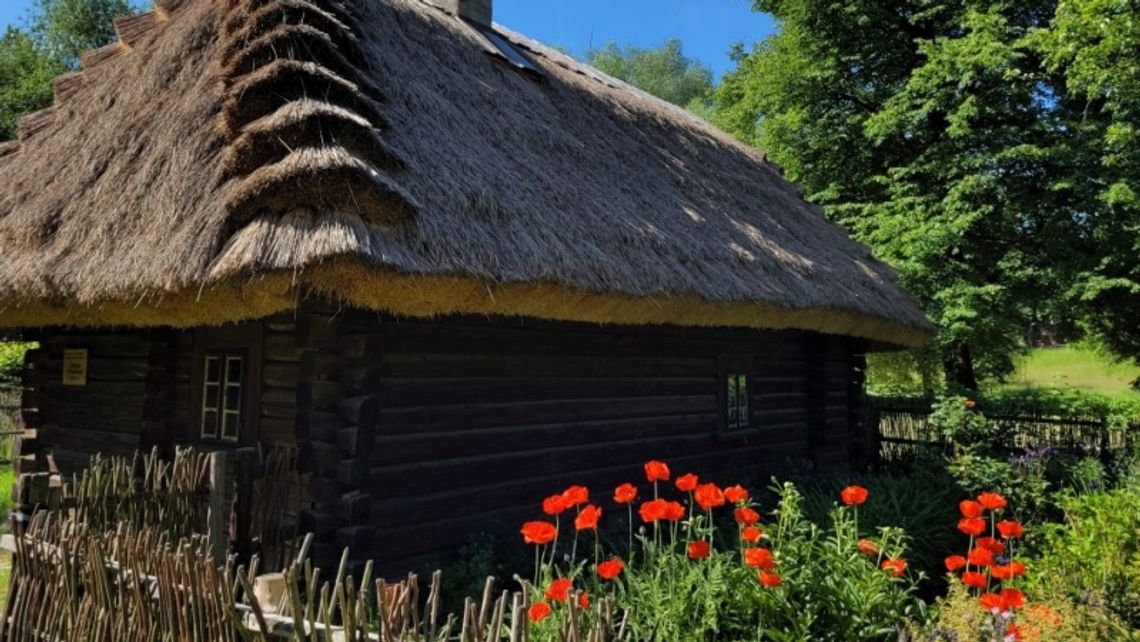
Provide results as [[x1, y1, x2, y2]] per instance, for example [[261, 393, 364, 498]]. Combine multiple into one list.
[[0, 342, 32, 380], [799, 468, 959, 591], [522, 472, 924, 642], [1026, 481, 1140, 629], [910, 581, 1125, 641]]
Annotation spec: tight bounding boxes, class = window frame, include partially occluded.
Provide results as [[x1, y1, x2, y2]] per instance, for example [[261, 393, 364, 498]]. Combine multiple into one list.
[[718, 354, 754, 436], [190, 325, 262, 446]]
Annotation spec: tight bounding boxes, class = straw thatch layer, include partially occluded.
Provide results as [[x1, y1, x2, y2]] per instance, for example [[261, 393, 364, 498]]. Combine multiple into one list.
[[0, 0, 933, 346]]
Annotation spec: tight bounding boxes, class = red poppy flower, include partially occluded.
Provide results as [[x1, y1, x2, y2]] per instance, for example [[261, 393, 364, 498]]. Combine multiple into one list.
[[744, 547, 775, 570], [521, 521, 557, 545], [958, 517, 986, 536], [944, 555, 967, 572], [840, 485, 869, 506], [613, 483, 637, 504], [638, 499, 664, 523], [545, 578, 572, 603], [964, 399, 977, 409], [575, 505, 602, 531], [543, 495, 568, 516], [1009, 561, 1027, 577], [687, 541, 711, 560], [562, 485, 589, 507], [724, 485, 749, 504], [528, 602, 551, 622], [979, 592, 1003, 611], [997, 520, 1024, 539], [1000, 588, 1025, 610], [578, 593, 589, 609], [976, 537, 1005, 555], [661, 500, 686, 522], [741, 526, 762, 543], [694, 483, 726, 511], [962, 571, 988, 589], [758, 571, 781, 587], [977, 492, 1007, 511], [734, 507, 760, 526], [967, 547, 994, 567], [959, 500, 983, 518], [991, 564, 1012, 580], [644, 460, 670, 482], [1005, 623, 1021, 641], [675, 473, 698, 492], [596, 558, 624, 581], [881, 559, 907, 577], [858, 539, 878, 555]]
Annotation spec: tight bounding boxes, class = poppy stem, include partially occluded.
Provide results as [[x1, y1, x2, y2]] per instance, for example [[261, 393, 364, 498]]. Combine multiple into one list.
[[534, 545, 540, 590], [627, 504, 633, 557]]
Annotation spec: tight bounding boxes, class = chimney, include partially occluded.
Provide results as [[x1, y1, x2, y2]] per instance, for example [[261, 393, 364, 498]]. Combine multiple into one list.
[[445, 0, 492, 27]]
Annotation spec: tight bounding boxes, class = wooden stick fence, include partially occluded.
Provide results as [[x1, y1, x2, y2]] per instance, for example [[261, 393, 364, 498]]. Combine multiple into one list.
[[1, 515, 630, 642]]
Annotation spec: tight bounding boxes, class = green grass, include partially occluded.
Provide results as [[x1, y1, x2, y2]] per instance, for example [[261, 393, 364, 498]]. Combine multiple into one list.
[[1007, 345, 1140, 402]]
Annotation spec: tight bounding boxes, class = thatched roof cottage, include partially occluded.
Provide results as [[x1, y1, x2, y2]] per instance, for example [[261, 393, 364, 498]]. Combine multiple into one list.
[[0, 0, 931, 568]]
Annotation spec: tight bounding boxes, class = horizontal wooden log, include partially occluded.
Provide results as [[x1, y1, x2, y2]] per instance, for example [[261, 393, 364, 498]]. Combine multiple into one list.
[[377, 394, 716, 435], [378, 354, 716, 380], [47, 334, 150, 358], [298, 510, 340, 536], [300, 353, 347, 381], [38, 424, 139, 456], [262, 363, 301, 388], [296, 410, 342, 442], [337, 427, 373, 458], [374, 320, 810, 359], [336, 490, 371, 524], [339, 334, 383, 361], [371, 413, 716, 465], [264, 335, 306, 362], [376, 376, 717, 407], [301, 314, 343, 351]]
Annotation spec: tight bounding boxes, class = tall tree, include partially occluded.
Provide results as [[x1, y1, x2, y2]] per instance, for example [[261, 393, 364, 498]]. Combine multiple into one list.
[[586, 39, 715, 112], [32, 0, 134, 66], [0, 0, 133, 141], [0, 27, 62, 140], [712, 0, 1095, 387], [1033, 0, 1140, 360]]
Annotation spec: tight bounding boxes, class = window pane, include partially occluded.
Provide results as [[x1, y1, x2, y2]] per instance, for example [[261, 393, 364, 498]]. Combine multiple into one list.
[[204, 384, 220, 410], [201, 409, 218, 438], [226, 356, 243, 384], [205, 356, 221, 383], [222, 411, 240, 441], [224, 386, 241, 412]]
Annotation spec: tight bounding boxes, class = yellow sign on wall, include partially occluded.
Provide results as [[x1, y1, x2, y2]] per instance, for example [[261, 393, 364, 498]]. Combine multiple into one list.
[[62, 349, 88, 386]]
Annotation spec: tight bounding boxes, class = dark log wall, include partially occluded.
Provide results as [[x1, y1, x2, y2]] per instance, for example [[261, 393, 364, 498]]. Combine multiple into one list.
[[326, 313, 869, 571], [18, 306, 869, 574]]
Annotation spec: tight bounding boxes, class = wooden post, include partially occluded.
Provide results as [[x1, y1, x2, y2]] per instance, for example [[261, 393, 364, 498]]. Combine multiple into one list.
[[208, 450, 234, 564], [234, 447, 256, 565]]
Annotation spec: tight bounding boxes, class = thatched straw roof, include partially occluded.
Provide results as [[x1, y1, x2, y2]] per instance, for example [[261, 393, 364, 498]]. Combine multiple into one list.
[[0, 0, 933, 347]]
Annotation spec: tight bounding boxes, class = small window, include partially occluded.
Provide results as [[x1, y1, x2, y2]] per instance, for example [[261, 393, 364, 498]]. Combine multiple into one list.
[[719, 355, 753, 434], [726, 373, 750, 431], [201, 352, 244, 443]]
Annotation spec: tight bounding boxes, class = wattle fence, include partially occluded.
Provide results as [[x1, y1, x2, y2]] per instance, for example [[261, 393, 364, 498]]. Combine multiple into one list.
[[868, 395, 1138, 463]]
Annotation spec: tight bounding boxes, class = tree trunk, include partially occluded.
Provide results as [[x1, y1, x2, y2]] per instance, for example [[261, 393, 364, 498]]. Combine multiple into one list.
[[943, 342, 978, 391]]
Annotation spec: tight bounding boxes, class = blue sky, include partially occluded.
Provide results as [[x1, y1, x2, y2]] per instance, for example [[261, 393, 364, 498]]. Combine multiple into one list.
[[0, 0, 775, 78]]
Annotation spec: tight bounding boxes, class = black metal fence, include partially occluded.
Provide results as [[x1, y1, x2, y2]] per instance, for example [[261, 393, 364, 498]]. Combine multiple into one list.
[[869, 395, 1137, 463]]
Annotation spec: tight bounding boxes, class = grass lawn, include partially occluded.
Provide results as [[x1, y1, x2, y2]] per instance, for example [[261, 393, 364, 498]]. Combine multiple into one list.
[[1008, 345, 1140, 402]]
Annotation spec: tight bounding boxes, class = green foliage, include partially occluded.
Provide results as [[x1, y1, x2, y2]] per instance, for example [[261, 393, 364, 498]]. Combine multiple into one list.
[[1027, 478, 1140, 628], [0, 28, 63, 141], [799, 469, 960, 589], [0, 342, 33, 379], [585, 39, 714, 112], [710, 0, 1140, 374], [30, 0, 134, 67], [0, 0, 137, 141], [527, 481, 924, 642], [911, 581, 1124, 641]]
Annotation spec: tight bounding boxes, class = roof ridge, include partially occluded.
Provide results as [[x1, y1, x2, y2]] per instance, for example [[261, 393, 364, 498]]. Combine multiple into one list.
[[215, 0, 418, 229], [6, 2, 179, 153]]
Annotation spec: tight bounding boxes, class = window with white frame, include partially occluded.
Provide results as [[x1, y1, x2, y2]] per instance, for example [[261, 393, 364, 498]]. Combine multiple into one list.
[[200, 352, 244, 442]]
